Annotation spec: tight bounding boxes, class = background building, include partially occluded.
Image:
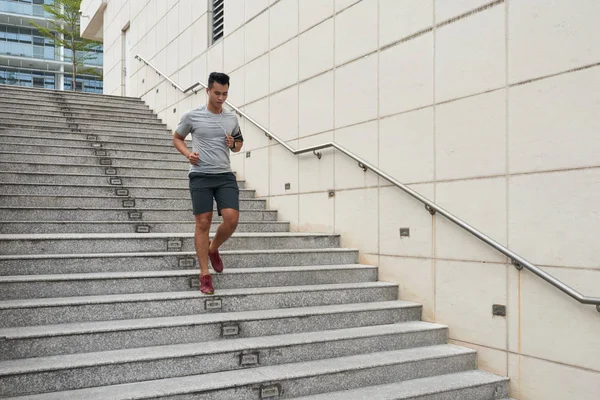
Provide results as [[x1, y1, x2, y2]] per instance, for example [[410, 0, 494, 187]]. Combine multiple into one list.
[[1, 0, 103, 92], [81, 1, 600, 398]]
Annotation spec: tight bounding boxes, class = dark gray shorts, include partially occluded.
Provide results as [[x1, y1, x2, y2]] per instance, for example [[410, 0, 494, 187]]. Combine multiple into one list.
[[189, 172, 239, 215]]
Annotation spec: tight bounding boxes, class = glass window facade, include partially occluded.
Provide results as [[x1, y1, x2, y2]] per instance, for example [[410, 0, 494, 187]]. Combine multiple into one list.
[[0, 25, 56, 60], [64, 75, 103, 94], [64, 47, 104, 66], [0, 67, 54, 88], [0, 67, 103, 93], [0, 0, 104, 93], [0, 0, 54, 18]]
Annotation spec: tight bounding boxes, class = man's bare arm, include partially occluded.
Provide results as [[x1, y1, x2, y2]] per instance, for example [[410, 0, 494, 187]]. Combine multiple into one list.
[[173, 132, 198, 165], [231, 140, 243, 153]]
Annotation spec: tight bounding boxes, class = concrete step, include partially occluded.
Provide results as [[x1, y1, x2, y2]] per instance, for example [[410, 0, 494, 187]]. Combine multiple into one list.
[[0, 127, 175, 145], [0, 100, 153, 117], [0, 134, 181, 155], [0, 194, 190, 207], [2, 113, 166, 129], [0, 208, 202, 222], [0, 220, 289, 234], [0, 196, 259, 213], [0, 100, 156, 118], [1, 105, 162, 120], [0, 281, 396, 327], [0, 119, 171, 136], [0, 203, 266, 221], [0, 162, 189, 180], [0, 248, 359, 275], [291, 370, 510, 400], [0, 345, 476, 399], [0, 232, 340, 255], [0, 142, 184, 161], [3, 107, 163, 124], [0, 153, 188, 170], [0, 84, 144, 103], [73, 121, 171, 135], [0, 265, 376, 300], [0, 118, 170, 135], [0, 86, 148, 108], [0, 192, 257, 207], [0, 197, 266, 217], [0, 132, 180, 152], [0, 171, 192, 188], [0, 101, 155, 117], [48, 113, 164, 127], [0, 193, 261, 208], [0, 183, 232, 198], [0, 322, 444, 396], [0, 301, 422, 359]]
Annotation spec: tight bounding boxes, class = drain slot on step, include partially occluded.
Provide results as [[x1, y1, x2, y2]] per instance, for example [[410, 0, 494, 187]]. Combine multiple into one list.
[[128, 212, 142, 220], [221, 324, 240, 337], [95, 150, 107, 156], [239, 352, 259, 367], [109, 178, 122, 185], [167, 238, 183, 251], [189, 277, 199, 289], [260, 384, 282, 398], [178, 257, 195, 268], [99, 159, 112, 166], [105, 168, 117, 175], [115, 188, 129, 196], [122, 199, 135, 208], [205, 298, 223, 311], [136, 225, 150, 233]]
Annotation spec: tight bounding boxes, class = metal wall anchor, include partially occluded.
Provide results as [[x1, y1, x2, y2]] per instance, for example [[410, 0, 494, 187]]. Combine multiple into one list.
[[358, 162, 367, 172], [512, 260, 523, 271], [425, 205, 436, 215]]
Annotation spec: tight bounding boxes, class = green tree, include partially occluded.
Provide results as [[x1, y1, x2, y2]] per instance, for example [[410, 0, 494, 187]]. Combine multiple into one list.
[[30, 0, 101, 90]]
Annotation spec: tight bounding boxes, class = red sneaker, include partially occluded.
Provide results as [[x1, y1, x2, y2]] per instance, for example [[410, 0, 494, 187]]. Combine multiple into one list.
[[200, 274, 214, 295], [208, 242, 224, 273]]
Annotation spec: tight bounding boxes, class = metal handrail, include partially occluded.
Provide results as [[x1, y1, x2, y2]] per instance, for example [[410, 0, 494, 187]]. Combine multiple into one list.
[[135, 54, 600, 313]]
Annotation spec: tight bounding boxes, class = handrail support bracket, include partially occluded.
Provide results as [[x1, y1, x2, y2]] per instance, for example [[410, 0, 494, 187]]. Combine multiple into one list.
[[358, 162, 367, 172], [313, 150, 322, 159], [425, 205, 436, 216], [512, 259, 524, 271]]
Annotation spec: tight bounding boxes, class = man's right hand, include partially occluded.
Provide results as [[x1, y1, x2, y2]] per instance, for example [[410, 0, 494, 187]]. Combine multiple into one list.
[[187, 152, 199, 165]]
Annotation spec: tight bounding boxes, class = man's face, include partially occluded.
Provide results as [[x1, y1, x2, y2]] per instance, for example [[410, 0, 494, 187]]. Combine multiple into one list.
[[207, 82, 229, 108]]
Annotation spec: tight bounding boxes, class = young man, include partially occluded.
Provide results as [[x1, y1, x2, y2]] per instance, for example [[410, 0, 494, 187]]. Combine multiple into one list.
[[173, 72, 244, 294]]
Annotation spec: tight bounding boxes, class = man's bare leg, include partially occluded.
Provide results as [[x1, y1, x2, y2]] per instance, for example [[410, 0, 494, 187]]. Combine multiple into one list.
[[209, 208, 239, 253], [194, 212, 212, 277]]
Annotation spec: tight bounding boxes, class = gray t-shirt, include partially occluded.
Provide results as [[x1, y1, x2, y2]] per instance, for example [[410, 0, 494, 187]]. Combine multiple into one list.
[[175, 105, 243, 174]]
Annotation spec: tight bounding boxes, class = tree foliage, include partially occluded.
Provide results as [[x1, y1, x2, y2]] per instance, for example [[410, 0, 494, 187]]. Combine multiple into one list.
[[30, 0, 102, 90]]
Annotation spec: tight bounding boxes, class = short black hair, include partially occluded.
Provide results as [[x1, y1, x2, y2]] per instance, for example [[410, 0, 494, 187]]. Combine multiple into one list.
[[208, 72, 230, 89]]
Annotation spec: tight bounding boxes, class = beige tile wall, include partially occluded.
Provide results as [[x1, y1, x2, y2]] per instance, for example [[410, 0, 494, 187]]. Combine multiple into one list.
[[101, 1, 600, 398]]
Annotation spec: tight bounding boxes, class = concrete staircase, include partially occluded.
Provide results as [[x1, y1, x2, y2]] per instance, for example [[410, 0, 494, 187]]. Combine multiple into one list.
[[0, 85, 513, 399]]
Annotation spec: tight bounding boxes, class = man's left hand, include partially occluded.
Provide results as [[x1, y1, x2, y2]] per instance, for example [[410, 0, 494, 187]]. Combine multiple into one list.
[[225, 135, 235, 149]]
